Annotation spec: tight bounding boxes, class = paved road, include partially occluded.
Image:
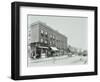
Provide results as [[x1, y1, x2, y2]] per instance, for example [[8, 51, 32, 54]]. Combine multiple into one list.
[[28, 56, 88, 67]]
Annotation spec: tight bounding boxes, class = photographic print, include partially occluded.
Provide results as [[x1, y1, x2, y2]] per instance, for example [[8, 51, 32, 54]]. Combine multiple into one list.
[[27, 15, 88, 67], [11, 2, 97, 80]]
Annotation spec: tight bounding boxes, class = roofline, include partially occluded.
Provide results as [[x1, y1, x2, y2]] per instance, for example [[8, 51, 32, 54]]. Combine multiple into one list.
[[30, 21, 67, 38]]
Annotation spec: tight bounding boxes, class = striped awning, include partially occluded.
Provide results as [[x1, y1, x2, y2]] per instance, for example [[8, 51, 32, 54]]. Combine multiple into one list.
[[50, 47, 58, 51], [38, 46, 48, 49]]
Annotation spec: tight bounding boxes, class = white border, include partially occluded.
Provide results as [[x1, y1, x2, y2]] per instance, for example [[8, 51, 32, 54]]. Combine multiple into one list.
[[20, 6, 94, 76]]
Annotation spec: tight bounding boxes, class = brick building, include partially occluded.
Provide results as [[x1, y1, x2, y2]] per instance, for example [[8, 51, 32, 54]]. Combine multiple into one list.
[[28, 21, 67, 59]]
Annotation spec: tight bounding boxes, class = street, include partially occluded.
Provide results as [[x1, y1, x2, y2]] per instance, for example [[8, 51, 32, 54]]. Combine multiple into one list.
[[28, 55, 88, 67]]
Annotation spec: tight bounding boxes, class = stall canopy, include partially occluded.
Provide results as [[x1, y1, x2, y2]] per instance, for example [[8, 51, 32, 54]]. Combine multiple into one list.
[[50, 47, 58, 51]]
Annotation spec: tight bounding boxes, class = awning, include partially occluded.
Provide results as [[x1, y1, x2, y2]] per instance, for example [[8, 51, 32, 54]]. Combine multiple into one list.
[[38, 46, 48, 49], [50, 47, 58, 51]]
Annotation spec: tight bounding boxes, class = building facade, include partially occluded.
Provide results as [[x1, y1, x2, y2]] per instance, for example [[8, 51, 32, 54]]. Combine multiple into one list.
[[28, 21, 68, 59]]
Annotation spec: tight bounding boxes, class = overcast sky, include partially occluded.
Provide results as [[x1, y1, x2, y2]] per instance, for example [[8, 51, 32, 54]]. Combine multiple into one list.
[[28, 15, 88, 50]]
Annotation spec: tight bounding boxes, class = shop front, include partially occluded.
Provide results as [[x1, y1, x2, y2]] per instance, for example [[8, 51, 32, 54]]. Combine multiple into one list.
[[30, 43, 60, 59]]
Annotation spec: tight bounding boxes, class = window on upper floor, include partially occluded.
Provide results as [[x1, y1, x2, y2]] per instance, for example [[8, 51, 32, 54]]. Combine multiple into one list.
[[40, 30, 44, 35], [50, 41, 52, 45], [28, 33, 31, 37], [44, 40, 48, 44], [40, 38, 44, 43], [50, 34, 52, 38], [45, 31, 48, 37], [53, 35, 55, 39], [53, 40, 55, 45], [45, 31, 47, 35]]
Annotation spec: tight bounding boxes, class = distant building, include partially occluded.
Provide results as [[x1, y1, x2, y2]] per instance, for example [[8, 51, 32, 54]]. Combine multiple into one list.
[[28, 21, 68, 59]]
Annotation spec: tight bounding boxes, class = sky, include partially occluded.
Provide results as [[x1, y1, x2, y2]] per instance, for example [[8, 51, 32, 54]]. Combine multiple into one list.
[[28, 15, 88, 50]]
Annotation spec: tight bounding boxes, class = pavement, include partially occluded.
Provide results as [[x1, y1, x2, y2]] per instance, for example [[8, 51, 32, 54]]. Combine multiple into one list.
[[28, 55, 88, 67]]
